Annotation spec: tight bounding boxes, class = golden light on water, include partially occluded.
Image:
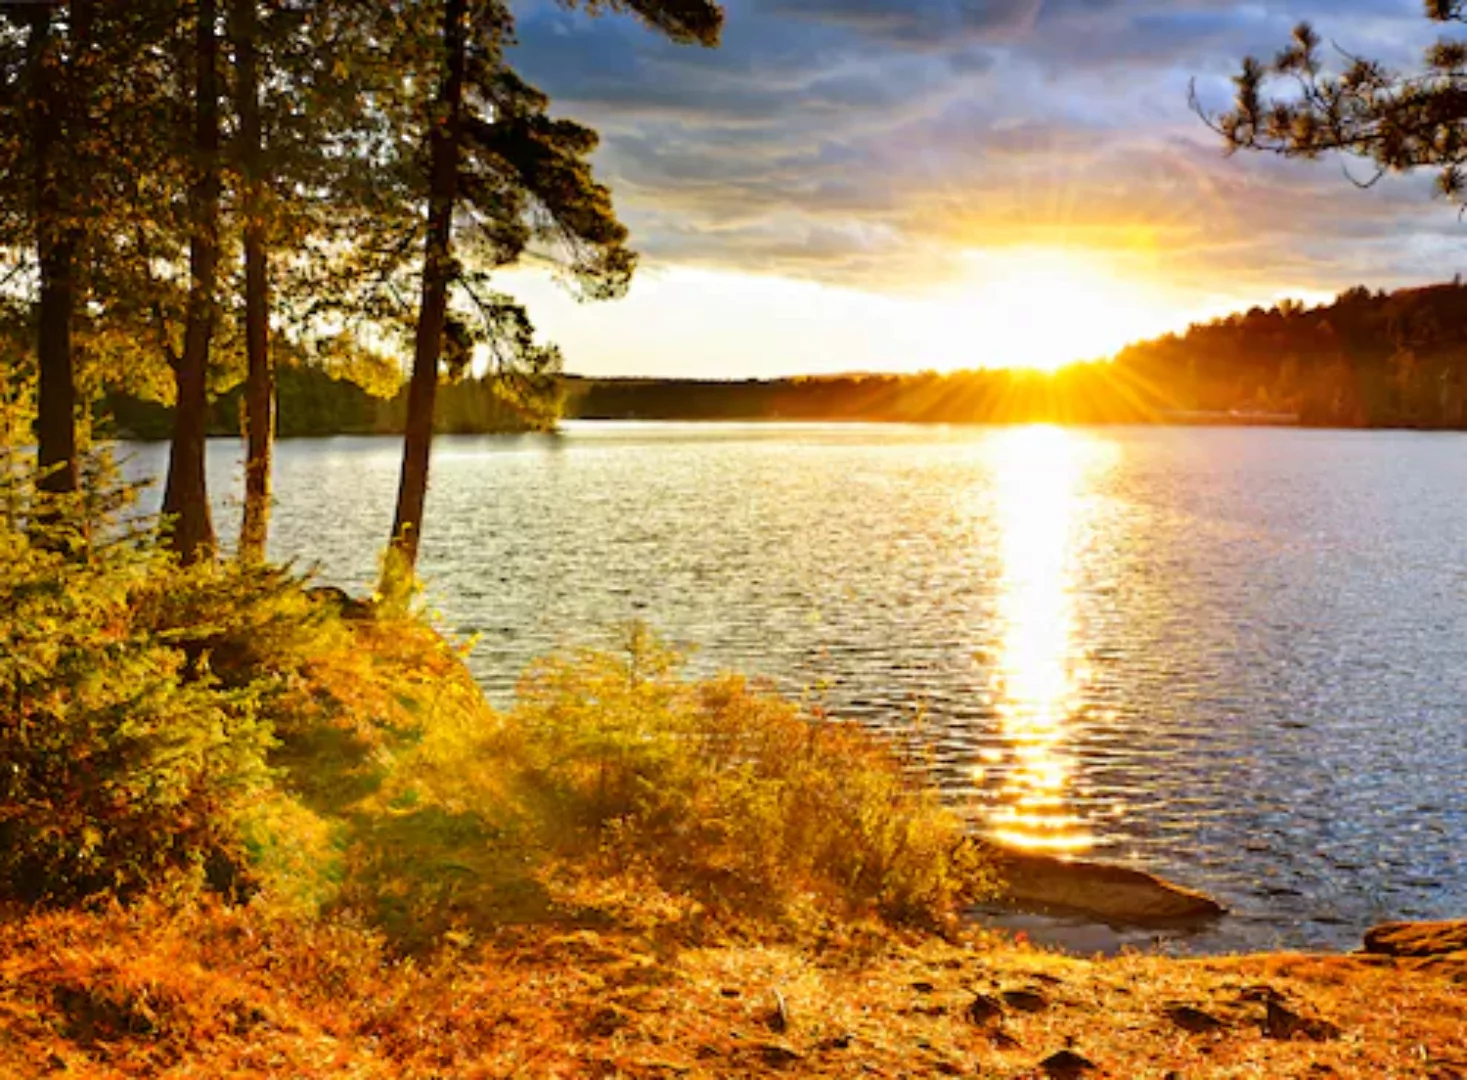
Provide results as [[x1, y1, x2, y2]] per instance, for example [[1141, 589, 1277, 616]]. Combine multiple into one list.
[[985, 425, 1107, 853]]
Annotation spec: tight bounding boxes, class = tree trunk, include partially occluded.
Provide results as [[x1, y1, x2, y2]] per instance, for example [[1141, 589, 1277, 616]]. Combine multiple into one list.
[[163, 0, 221, 563], [28, 8, 77, 499], [234, 0, 272, 563], [387, 0, 467, 576]]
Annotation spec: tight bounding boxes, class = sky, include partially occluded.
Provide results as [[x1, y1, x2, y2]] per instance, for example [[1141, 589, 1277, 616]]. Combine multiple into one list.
[[500, 0, 1465, 379]]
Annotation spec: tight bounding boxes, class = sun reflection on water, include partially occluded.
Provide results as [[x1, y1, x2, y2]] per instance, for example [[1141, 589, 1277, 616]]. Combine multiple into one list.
[[985, 425, 1107, 854]]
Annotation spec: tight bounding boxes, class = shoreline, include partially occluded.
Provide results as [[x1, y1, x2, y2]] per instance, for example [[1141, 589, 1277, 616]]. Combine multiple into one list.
[[3, 900, 1462, 1078]]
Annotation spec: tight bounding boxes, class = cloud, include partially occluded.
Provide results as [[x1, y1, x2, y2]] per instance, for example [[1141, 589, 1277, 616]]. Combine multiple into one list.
[[504, 0, 1467, 311], [757, 0, 1043, 46]]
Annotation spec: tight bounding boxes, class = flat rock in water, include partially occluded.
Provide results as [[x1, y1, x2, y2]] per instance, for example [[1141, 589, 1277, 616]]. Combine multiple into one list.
[[977, 841, 1225, 927], [1363, 919, 1467, 957]]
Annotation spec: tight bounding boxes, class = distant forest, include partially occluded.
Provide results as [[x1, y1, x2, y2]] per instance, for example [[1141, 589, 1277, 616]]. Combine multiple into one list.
[[567, 280, 1467, 428], [104, 278, 1467, 435], [104, 366, 556, 440]]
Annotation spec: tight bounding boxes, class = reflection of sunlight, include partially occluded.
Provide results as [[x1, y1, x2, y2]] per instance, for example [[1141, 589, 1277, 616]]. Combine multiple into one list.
[[987, 425, 1103, 853]]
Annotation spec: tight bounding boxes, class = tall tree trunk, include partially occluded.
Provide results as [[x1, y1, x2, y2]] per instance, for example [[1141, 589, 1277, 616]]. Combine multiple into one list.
[[387, 0, 467, 576], [28, 8, 77, 499], [234, 0, 271, 563], [163, 0, 221, 563]]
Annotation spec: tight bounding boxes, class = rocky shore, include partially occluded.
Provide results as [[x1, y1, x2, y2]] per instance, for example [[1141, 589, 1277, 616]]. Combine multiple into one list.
[[976, 841, 1226, 929], [3, 903, 1462, 1078]]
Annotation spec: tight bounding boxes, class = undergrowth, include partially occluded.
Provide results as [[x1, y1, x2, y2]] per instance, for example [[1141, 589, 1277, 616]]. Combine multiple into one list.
[[0, 457, 991, 948]]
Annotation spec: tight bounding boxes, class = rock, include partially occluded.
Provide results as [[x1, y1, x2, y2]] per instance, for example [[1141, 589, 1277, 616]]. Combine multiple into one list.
[[910, 980, 936, 994], [989, 1028, 1021, 1050], [1001, 988, 1049, 1013], [1236, 985, 1285, 1004], [818, 1033, 853, 1051], [1039, 1048, 1097, 1077], [976, 840, 1225, 927], [756, 1043, 802, 1068], [1164, 1005, 1226, 1033], [1363, 919, 1467, 958], [1262, 1000, 1341, 1042], [966, 993, 1004, 1025]]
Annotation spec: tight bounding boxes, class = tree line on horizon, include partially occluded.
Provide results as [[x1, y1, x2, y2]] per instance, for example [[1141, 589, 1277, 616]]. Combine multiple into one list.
[[544, 278, 1467, 429], [0, 0, 721, 572], [92, 275, 1467, 431]]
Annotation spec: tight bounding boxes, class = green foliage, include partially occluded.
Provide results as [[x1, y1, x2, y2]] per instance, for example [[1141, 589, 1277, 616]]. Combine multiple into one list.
[[0, 522, 272, 904], [101, 362, 558, 440], [0, 457, 359, 906]]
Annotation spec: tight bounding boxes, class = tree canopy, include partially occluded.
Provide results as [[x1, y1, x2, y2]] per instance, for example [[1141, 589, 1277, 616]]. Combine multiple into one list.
[[0, 0, 722, 564]]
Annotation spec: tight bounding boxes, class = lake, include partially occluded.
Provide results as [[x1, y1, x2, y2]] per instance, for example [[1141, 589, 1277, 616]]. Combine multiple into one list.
[[121, 422, 1467, 952]]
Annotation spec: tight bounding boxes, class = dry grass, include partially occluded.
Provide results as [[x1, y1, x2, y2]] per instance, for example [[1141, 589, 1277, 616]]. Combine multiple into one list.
[[0, 900, 1462, 1079]]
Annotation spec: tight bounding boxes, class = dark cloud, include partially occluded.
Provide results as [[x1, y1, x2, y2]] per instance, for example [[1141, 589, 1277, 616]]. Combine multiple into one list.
[[506, 0, 1467, 301], [757, 0, 1042, 45]]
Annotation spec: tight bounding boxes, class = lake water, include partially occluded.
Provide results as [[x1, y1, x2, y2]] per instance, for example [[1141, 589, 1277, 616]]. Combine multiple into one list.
[[121, 422, 1467, 953]]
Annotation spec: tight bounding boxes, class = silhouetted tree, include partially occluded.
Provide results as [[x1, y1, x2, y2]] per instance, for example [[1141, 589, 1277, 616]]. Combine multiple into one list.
[[1198, 4, 1467, 199], [0, 2, 96, 499], [161, 0, 224, 563], [232, 0, 270, 562], [383, 0, 721, 575]]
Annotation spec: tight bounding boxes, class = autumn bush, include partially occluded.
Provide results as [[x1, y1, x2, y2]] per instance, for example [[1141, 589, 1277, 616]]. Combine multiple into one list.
[[0, 460, 989, 936], [506, 626, 991, 927], [353, 625, 993, 938], [0, 495, 274, 903]]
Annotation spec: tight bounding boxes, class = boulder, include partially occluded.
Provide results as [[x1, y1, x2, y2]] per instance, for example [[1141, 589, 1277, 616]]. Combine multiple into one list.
[[976, 840, 1225, 928]]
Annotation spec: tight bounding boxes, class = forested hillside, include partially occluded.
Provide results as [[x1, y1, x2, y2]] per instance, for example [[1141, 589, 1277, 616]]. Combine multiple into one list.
[[1114, 281, 1467, 428], [565, 280, 1467, 429]]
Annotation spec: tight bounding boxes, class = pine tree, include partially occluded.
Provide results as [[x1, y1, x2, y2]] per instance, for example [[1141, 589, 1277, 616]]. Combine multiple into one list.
[[161, 0, 224, 563], [384, 0, 722, 574], [1199, 3, 1467, 201], [0, 2, 97, 499], [233, 0, 271, 562]]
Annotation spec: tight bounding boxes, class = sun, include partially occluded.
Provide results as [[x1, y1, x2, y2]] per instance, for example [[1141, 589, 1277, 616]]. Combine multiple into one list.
[[932, 249, 1175, 373]]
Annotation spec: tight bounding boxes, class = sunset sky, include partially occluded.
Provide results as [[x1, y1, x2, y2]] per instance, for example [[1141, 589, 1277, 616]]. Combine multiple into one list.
[[503, 0, 1464, 378]]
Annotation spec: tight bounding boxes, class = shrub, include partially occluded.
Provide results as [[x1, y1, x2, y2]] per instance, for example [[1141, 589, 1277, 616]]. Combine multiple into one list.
[[507, 626, 992, 928], [0, 529, 273, 904]]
